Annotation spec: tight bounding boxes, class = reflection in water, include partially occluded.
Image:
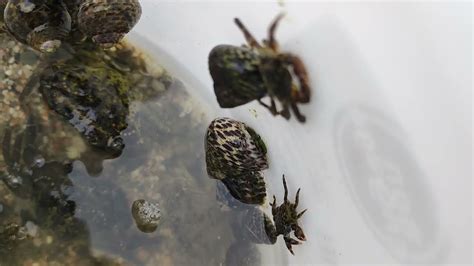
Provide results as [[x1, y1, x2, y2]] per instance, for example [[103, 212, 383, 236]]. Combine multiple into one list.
[[335, 105, 443, 263], [0, 36, 235, 265], [205, 117, 308, 262], [0, 37, 167, 264], [0, 117, 119, 265]]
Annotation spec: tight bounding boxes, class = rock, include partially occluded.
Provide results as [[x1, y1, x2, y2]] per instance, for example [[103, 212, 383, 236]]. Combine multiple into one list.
[[131, 199, 161, 233]]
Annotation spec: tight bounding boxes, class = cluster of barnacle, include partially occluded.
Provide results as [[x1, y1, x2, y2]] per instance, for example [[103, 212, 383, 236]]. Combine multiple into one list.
[[0, 0, 141, 53]]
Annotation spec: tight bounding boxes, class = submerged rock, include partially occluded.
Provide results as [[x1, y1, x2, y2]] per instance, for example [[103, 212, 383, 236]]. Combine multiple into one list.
[[131, 199, 161, 233]]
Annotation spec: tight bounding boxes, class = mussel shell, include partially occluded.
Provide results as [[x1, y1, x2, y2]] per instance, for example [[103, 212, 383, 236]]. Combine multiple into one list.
[[77, 0, 142, 47]]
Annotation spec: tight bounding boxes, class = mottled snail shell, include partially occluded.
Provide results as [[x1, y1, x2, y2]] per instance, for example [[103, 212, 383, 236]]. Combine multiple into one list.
[[206, 118, 269, 205], [220, 171, 267, 205], [205, 117, 268, 180], [216, 171, 267, 206], [77, 0, 142, 48], [4, 0, 71, 52], [209, 45, 267, 108]]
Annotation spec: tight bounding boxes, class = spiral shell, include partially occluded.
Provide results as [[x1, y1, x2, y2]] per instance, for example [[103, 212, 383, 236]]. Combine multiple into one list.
[[77, 0, 142, 47], [4, 0, 71, 52], [205, 117, 268, 179]]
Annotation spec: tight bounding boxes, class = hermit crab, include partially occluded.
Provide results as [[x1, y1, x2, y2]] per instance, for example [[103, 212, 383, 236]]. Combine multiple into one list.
[[0, 0, 141, 52], [217, 176, 307, 257], [205, 117, 307, 254], [208, 14, 312, 122]]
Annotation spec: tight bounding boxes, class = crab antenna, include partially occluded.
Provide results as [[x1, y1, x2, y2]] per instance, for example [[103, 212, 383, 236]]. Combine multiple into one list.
[[295, 188, 301, 207], [282, 175, 288, 202], [234, 17, 261, 48], [268, 13, 285, 51], [297, 209, 307, 218]]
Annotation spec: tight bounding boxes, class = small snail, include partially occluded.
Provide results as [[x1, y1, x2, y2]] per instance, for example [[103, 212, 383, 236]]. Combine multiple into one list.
[[3, 0, 71, 53], [77, 0, 142, 48]]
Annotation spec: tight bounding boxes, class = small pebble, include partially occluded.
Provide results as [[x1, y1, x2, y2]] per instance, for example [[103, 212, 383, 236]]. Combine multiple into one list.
[[131, 199, 161, 233]]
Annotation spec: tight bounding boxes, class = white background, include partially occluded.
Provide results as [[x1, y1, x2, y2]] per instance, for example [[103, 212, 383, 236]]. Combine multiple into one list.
[[132, 1, 472, 264]]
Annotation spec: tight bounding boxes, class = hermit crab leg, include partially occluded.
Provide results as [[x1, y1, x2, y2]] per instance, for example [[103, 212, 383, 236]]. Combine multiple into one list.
[[295, 188, 301, 208], [297, 209, 307, 219], [267, 13, 285, 51], [292, 224, 307, 241], [284, 53, 311, 103], [291, 102, 306, 123], [280, 103, 291, 120], [234, 18, 262, 48], [282, 175, 288, 203], [258, 97, 278, 115], [284, 235, 300, 255]]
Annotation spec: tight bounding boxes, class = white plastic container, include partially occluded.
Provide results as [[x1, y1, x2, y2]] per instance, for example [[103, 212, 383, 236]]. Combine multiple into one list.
[[131, 1, 472, 264]]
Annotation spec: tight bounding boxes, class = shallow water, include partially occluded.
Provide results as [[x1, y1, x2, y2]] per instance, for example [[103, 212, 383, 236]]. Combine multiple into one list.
[[0, 35, 270, 265]]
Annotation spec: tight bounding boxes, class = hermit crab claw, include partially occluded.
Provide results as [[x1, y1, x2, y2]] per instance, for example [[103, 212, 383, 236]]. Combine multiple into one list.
[[284, 235, 301, 255], [292, 224, 306, 241]]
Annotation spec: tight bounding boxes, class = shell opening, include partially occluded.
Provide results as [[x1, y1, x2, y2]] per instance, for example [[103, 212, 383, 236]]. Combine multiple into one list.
[[40, 40, 62, 53], [92, 33, 125, 48]]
